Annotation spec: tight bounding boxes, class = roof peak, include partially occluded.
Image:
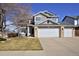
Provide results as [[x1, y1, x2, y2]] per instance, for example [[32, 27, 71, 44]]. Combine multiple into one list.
[[33, 10, 58, 17]]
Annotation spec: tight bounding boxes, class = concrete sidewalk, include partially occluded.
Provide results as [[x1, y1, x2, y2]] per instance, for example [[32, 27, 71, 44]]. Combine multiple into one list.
[[0, 37, 79, 56]]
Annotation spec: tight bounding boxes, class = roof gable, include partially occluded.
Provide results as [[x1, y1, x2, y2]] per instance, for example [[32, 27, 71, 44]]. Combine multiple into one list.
[[61, 16, 75, 25], [62, 16, 79, 22], [62, 16, 75, 22], [33, 10, 58, 18], [39, 20, 59, 25]]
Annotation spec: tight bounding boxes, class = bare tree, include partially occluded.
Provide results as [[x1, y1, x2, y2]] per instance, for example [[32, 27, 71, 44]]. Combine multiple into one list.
[[0, 3, 32, 37], [13, 5, 32, 36], [0, 4, 6, 37]]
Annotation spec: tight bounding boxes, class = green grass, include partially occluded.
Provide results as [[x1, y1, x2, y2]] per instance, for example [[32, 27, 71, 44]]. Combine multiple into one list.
[[0, 37, 43, 51]]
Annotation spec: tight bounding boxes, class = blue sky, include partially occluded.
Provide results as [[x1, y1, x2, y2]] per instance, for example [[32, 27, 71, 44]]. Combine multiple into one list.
[[32, 3, 79, 21]]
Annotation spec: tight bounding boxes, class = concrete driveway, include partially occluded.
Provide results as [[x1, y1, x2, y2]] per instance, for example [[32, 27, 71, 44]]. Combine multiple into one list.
[[0, 37, 79, 56]]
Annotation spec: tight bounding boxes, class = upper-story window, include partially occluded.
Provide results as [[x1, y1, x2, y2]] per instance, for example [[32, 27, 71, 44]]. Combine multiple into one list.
[[74, 20, 77, 25], [36, 17, 41, 21], [77, 19, 79, 25]]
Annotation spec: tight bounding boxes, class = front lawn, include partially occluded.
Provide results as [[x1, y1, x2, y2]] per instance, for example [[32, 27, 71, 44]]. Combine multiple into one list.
[[0, 37, 43, 51]]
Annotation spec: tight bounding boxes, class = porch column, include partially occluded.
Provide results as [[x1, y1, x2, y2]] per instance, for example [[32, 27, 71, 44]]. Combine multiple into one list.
[[72, 28, 75, 37], [34, 26, 38, 37], [27, 26, 30, 37], [59, 26, 64, 38]]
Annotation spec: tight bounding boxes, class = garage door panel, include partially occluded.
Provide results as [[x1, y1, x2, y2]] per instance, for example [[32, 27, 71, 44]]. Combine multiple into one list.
[[38, 28, 59, 37], [64, 28, 72, 37]]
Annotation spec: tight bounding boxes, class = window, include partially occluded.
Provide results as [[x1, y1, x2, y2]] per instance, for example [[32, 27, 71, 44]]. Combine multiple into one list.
[[74, 20, 77, 25], [78, 19, 79, 25], [36, 17, 41, 21]]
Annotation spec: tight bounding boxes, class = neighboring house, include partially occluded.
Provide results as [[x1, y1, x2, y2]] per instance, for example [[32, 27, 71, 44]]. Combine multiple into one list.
[[62, 16, 79, 26], [62, 16, 79, 37]]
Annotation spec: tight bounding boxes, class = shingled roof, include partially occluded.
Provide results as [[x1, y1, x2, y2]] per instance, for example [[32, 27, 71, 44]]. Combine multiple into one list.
[[61, 16, 79, 25], [70, 16, 79, 19]]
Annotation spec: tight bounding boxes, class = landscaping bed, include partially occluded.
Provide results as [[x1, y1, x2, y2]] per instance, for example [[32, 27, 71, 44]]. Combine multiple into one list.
[[0, 37, 43, 51]]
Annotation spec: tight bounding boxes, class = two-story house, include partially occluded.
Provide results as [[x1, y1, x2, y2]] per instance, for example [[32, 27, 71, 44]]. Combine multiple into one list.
[[32, 10, 62, 38]]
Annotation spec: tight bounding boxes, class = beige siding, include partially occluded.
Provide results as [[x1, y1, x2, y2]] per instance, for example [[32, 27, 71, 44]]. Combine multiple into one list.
[[34, 14, 47, 25]]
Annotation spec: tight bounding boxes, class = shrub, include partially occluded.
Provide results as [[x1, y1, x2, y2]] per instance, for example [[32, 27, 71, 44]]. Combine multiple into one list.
[[8, 33, 18, 37], [0, 37, 6, 41]]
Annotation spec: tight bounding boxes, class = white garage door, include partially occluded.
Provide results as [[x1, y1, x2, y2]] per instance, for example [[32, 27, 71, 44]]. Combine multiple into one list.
[[38, 28, 59, 37], [64, 28, 73, 37]]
